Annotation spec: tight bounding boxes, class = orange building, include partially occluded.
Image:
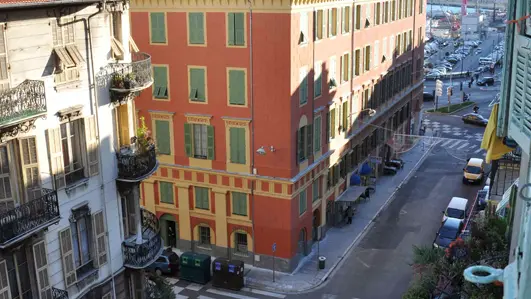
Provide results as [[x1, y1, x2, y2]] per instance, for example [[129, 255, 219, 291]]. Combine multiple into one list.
[[130, 0, 425, 272]]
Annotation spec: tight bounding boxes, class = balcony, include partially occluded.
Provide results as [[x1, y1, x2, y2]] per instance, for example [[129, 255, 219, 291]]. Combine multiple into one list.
[[52, 287, 68, 299], [0, 80, 46, 142], [0, 188, 59, 248], [116, 144, 158, 182], [122, 208, 163, 269], [109, 52, 153, 104]]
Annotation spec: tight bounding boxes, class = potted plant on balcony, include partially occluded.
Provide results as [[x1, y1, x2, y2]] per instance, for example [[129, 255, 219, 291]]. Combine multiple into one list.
[[111, 73, 125, 89], [123, 72, 138, 89], [133, 116, 155, 154]]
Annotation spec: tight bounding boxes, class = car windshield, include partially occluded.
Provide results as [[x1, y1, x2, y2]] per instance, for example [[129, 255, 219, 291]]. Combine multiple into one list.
[[447, 208, 465, 219], [466, 166, 482, 174], [439, 227, 458, 239]]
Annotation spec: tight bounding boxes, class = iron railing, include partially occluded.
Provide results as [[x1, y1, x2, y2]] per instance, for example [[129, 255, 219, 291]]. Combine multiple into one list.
[[122, 208, 163, 269], [0, 80, 46, 127], [52, 287, 68, 299], [0, 188, 59, 246], [116, 145, 158, 182], [109, 52, 153, 93]]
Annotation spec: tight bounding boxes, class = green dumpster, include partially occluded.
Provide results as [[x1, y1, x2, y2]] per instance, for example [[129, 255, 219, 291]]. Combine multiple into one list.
[[179, 252, 212, 284]]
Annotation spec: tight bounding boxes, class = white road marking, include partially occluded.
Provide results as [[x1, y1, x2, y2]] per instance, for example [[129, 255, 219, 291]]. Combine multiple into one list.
[[441, 139, 453, 147], [457, 142, 469, 150], [474, 148, 483, 154], [246, 289, 286, 298], [447, 140, 462, 149], [207, 289, 259, 299], [356, 257, 370, 268], [198, 296, 216, 299], [186, 283, 204, 291]]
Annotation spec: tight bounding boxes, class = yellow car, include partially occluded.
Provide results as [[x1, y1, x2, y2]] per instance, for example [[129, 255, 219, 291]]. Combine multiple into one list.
[[463, 158, 484, 184]]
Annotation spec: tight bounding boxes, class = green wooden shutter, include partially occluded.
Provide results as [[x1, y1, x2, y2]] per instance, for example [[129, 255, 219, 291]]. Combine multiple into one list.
[[314, 117, 321, 152], [314, 69, 322, 98], [229, 127, 246, 164], [206, 125, 215, 160], [152, 66, 161, 97], [190, 68, 206, 101], [184, 123, 192, 157], [227, 13, 235, 45], [297, 128, 304, 161], [153, 66, 168, 99], [237, 128, 246, 164], [330, 108, 336, 138], [189, 13, 205, 44], [150, 13, 166, 43], [234, 13, 245, 45], [155, 120, 171, 155], [229, 70, 245, 105], [306, 124, 312, 158], [325, 111, 330, 141], [300, 75, 308, 105]]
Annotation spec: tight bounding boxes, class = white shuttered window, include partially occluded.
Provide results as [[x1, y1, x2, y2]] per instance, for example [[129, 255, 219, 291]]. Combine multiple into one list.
[[0, 24, 9, 91], [33, 241, 52, 299]]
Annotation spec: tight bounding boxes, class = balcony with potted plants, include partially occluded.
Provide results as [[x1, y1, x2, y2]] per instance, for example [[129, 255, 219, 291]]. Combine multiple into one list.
[[109, 52, 153, 104], [122, 207, 163, 269]]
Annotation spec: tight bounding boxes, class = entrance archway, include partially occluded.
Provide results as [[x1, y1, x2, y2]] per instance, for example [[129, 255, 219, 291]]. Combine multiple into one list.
[[312, 209, 321, 241], [298, 228, 307, 256], [159, 214, 178, 248]]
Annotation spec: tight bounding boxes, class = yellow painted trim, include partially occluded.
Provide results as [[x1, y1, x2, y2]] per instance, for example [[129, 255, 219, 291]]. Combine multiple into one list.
[[189, 158, 213, 169], [227, 217, 252, 226], [177, 185, 191, 240], [193, 224, 216, 247], [225, 12, 248, 48], [190, 210, 215, 219], [187, 65, 208, 104], [152, 64, 171, 101], [229, 229, 254, 253], [186, 12, 207, 47], [185, 114, 212, 125], [155, 205, 178, 215], [214, 191, 228, 247], [226, 67, 248, 107], [150, 111, 175, 164], [224, 118, 251, 174], [143, 181, 156, 213], [148, 12, 168, 46]]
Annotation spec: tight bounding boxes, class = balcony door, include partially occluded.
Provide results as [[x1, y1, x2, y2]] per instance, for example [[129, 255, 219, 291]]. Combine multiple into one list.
[[115, 103, 131, 148], [121, 196, 137, 238]]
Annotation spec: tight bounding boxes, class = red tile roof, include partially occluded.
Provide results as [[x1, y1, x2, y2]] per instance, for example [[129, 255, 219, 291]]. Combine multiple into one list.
[[0, 0, 98, 7]]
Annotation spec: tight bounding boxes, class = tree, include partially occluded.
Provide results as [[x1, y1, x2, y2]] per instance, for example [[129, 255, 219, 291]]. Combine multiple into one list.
[[145, 275, 176, 299]]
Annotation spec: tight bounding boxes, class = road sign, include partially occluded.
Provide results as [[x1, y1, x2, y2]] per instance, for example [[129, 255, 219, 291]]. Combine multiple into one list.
[[435, 79, 443, 96], [447, 87, 453, 96], [272, 243, 276, 253]]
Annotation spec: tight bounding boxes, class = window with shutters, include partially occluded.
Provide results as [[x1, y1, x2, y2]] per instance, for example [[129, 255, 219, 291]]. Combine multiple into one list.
[[227, 12, 245, 46], [155, 119, 171, 156], [391, 0, 396, 21], [419, 0, 423, 13], [121, 195, 136, 238], [115, 103, 130, 147], [355, 5, 361, 30], [329, 57, 337, 89], [312, 180, 320, 202], [229, 127, 246, 164], [3, 247, 40, 299], [340, 53, 350, 83], [330, 108, 336, 138], [398, 0, 403, 18], [365, 4, 371, 27], [299, 67, 308, 105], [188, 67, 207, 102], [408, 30, 412, 50], [184, 123, 214, 160], [384, 2, 389, 23], [342, 100, 349, 131], [159, 181, 174, 204], [110, 12, 124, 60], [314, 10, 325, 40], [376, 3, 381, 25], [342, 6, 350, 34], [365, 45, 371, 71], [152, 65, 169, 99], [192, 124, 208, 159], [354, 49, 361, 76], [231, 192, 247, 216], [314, 62, 322, 98], [188, 12, 205, 45], [195, 186, 209, 210], [150, 12, 167, 44], [396, 34, 401, 55], [299, 189, 307, 215], [33, 241, 52, 299], [402, 32, 407, 53], [0, 24, 10, 92], [199, 226, 211, 245], [60, 120, 84, 186], [299, 12, 309, 44], [52, 18, 83, 85], [228, 69, 247, 106], [297, 124, 312, 162], [328, 8, 338, 36], [314, 116, 321, 152]]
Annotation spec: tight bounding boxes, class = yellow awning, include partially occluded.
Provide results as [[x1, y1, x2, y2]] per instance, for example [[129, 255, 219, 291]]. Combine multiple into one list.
[[480, 103, 513, 163]]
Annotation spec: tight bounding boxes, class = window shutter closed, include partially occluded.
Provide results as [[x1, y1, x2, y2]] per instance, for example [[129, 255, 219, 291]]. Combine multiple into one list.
[[314, 117, 321, 152], [510, 47, 531, 137], [306, 124, 312, 157], [228, 13, 235, 45], [0, 146, 14, 213], [150, 13, 165, 43], [189, 13, 204, 44], [84, 115, 99, 176], [330, 108, 336, 138], [92, 210, 108, 267], [206, 125, 215, 160], [0, 260, 10, 299], [0, 25, 9, 92], [155, 120, 171, 155], [184, 123, 192, 157], [341, 8, 345, 33], [229, 70, 245, 105], [234, 13, 245, 45], [33, 240, 52, 299], [58, 228, 77, 287], [19, 137, 41, 202], [46, 128, 66, 190]]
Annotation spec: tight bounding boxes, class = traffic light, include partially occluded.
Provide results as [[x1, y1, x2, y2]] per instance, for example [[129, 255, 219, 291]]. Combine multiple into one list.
[[435, 80, 443, 96], [447, 87, 453, 96]]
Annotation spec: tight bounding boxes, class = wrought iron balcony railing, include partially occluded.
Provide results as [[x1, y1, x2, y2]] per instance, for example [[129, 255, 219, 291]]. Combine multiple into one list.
[[52, 287, 68, 299], [109, 52, 153, 95], [116, 145, 158, 182], [122, 208, 163, 269], [0, 188, 59, 248]]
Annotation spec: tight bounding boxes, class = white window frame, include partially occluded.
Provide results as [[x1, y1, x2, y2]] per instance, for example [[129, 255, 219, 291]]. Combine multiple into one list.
[[60, 120, 85, 185]]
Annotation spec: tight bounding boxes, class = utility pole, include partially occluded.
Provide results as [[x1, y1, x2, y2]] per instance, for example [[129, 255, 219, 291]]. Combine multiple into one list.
[[430, 3, 433, 38]]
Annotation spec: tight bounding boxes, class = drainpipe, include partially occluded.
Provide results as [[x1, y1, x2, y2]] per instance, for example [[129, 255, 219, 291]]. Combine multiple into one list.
[[86, 1, 117, 297], [247, 0, 256, 266]]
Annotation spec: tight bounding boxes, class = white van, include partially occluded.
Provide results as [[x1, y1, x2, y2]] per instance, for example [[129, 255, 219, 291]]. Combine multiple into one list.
[[442, 197, 469, 222]]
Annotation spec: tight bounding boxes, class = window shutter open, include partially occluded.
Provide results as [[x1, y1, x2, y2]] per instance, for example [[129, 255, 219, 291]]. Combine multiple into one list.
[[0, 260, 10, 299], [0, 25, 9, 92], [306, 124, 312, 158], [84, 115, 100, 177], [227, 13, 235, 45], [92, 210, 108, 267], [330, 108, 336, 138], [19, 137, 41, 202], [206, 125, 215, 160], [296, 129, 302, 162], [184, 123, 192, 157], [46, 128, 66, 190], [33, 240, 52, 299], [230, 128, 238, 163], [58, 228, 77, 287]]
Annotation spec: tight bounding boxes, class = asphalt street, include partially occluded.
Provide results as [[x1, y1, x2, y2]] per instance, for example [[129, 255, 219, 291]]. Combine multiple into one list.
[[285, 137, 483, 299]]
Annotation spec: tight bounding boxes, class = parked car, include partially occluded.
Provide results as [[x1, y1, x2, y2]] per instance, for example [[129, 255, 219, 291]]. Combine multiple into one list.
[[147, 249, 180, 276], [476, 77, 495, 86], [383, 165, 397, 175], [462, 113, 488, 126], [423, 92, 435, 101], [476, 189, 488, 210], [386, 159, 404, 169], [463, 158, 486, 184], [434, 218, 465, 248], [442, 197, 469, 222]]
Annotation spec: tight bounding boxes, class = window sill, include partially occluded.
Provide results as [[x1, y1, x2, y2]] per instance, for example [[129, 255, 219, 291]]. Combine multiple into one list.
[[65, 178, 90, 195], [75, 267, 98, 290], [55, 80, 82, 91], [233, 251, 249, 257]]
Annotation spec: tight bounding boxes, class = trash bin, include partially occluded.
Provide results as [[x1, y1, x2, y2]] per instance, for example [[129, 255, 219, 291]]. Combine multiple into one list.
[[227, 260, 244, 291], [179, 252, 211, 284], [212, 258, 229, 289], [318, 256, 326, 269]]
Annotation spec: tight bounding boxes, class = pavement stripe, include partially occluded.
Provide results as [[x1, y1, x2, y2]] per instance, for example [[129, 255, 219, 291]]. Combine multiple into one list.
[[207, 289, 259, 299], [198, 296, 217, 299], [186, 283, 204, 291], [176, 295, 189, 299], [247, 289, 286, 298], [474, 148, 483, 154], [447, 140, 462, 149], [457, 142, 469, 150], [441, 139, 453, 147]]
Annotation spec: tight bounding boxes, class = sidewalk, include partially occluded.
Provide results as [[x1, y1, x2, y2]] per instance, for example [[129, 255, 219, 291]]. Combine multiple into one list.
[[243, 136, 436, 294]]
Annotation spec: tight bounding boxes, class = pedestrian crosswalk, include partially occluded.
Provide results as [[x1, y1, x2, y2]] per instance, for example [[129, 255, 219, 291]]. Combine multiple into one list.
[[433, 138, 486, 159]]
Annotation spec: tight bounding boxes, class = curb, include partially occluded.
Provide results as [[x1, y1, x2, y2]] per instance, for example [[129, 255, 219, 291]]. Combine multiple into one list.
[[425, 102, 475, 115], [296, 140, 438, 293]]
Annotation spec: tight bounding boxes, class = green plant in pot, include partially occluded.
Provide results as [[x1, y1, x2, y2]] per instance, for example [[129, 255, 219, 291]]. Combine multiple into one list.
[[133, 116, 155, 154], [111, 73, 125, 89], [124, 72, 138, 89]]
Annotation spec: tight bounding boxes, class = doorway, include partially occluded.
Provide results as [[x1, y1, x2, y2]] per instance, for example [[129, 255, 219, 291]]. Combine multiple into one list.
[[298, 228, 307, 256], [312, 209, 321, 241], [160, 214, 178, 248]]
